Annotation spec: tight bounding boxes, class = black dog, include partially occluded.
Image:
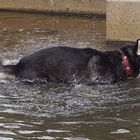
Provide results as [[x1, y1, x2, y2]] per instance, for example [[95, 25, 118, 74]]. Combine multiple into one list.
[[1, 40, 140, 85]]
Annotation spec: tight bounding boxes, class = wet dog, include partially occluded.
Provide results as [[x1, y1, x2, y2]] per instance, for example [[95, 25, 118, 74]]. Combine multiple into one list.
[[1, 40, 140, 85]]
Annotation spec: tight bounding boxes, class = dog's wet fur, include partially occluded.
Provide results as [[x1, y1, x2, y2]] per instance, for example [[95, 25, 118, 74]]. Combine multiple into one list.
[[1, 40, 140, 85]]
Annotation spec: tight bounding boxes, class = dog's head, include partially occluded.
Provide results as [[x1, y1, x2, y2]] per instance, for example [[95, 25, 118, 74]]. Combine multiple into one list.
[[120, 39, 140, 78]]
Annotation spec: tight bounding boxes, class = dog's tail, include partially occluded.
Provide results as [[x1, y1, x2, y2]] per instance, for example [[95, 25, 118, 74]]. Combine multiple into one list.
[[0, 60, 17, 75]]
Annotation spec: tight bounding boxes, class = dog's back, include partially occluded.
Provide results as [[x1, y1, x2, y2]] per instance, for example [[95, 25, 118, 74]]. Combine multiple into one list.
[[0, 47, 101, 83]]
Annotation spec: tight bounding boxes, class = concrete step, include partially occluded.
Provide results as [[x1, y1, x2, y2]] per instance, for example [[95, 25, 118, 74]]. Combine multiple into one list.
[[0, 0, 106, 15]]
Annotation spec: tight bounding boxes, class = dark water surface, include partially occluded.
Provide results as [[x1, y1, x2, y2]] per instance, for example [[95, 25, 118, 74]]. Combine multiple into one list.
[[0, 12, 139, 140]]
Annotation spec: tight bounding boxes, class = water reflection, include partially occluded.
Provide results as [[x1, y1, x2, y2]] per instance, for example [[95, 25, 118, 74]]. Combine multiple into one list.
[[0, 12, 139, 140]]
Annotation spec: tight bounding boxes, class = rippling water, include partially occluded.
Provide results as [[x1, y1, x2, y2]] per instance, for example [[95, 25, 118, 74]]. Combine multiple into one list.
[[0, 12, 139, 140]]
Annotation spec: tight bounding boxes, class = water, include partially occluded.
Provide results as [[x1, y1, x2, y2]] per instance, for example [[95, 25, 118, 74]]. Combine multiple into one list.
[[0, 12, 139, 140]]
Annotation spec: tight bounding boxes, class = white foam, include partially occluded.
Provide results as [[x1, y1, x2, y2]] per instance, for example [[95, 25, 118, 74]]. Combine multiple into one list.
[[64, 137, 90, 140], [0, 72, 14, 80], [2, 59, 19, 66], [2, 59, 11, 66], [110, 129, 130, 134], [0, 137, 13, 140], [37, 136, 55, 140], [18, 130, 41, 134], [0, 72, 8, 79], [0, 130, 16, 135], [46, 129, 70, 133], [0, 59, 18, 80]]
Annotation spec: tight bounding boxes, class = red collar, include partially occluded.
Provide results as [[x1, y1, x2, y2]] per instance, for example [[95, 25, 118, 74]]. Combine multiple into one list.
[[119, 50, 133, 78]]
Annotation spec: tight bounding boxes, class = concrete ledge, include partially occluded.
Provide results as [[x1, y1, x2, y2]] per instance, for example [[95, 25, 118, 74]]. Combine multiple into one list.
[[106, 0, 140, 42], [0, 0, 106, 15]]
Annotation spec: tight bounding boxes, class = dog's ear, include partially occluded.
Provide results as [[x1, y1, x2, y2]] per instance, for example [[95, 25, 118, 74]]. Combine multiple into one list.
[[136, 39, 140, 55]]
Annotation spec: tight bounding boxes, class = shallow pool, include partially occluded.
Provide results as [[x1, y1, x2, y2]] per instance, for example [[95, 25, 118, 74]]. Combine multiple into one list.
[[0, 12, 139, 140]]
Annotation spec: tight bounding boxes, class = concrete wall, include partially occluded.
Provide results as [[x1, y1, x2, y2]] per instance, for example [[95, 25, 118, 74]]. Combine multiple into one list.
[[106, 0, 140, 42], [0, 0, 106, 15], [1, 0, 140, 42]]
